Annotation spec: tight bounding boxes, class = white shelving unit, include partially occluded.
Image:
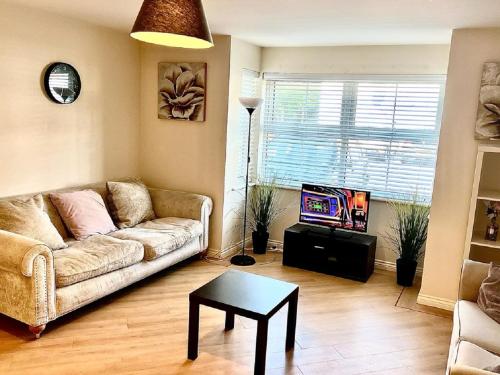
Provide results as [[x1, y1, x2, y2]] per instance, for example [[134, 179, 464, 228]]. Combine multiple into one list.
[[477, 190, 500, 201], [470, 234, 500, 249], [464, 143, 500, 260]]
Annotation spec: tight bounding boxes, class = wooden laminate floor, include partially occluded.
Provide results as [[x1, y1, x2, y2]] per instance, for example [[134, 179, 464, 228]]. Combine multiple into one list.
[[0, 252, 452, 375]]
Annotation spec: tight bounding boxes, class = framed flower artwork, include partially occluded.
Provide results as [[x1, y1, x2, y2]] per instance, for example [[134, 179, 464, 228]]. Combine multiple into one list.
[[475, 62, 500, 139], [158, 62, 207, 122]]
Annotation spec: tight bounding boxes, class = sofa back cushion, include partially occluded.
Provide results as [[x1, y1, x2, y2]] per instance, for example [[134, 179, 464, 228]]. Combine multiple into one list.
[[50, 190, 117, 241], [459, 260, 491, 302], [478, 263, 500, 324], [0, 194, 67, 249], [0, 180, 130, 239], [107, 180, 156, 228]]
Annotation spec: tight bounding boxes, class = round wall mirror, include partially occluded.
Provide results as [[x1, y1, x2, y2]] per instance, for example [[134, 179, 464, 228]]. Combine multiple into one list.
[[43, 62, 81, 104]]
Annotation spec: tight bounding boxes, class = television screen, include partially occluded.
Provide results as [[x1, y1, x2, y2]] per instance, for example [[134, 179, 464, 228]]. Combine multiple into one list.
[[299, 184, 370, 232]]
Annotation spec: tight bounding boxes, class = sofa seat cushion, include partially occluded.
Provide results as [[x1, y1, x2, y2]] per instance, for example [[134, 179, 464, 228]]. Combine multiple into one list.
[[455, 300, 500, 355], [54, 235, 144, 287], [109, 217, 203, 261], [452, 341, 500, 372]]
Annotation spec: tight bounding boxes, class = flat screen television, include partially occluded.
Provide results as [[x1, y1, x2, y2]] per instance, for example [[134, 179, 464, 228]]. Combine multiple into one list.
[[299, 184, 371, 233]]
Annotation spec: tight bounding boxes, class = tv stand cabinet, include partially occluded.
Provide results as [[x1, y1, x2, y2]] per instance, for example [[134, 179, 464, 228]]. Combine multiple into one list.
[[283, 223, 377, 282]]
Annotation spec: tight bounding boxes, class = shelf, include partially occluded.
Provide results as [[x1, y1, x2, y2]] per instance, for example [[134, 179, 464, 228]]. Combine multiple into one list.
[[477, 189, 500, 201], [471, 234, 500, 249], [478, 143, 500, 153]]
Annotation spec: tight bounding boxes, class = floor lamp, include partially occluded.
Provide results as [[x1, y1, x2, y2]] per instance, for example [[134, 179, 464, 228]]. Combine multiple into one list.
[[230, 97, 262, 266]]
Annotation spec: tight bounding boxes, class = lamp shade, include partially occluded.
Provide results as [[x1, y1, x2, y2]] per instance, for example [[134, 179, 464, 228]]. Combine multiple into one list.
[[130, 0, 214, 49], [239, 97, 262, 110]]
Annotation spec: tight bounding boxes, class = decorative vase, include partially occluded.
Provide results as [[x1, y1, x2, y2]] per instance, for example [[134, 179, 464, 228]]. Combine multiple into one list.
[[485, 218, 499, 241], [252, 231, 269, 254], [396, 258, 418, 287]]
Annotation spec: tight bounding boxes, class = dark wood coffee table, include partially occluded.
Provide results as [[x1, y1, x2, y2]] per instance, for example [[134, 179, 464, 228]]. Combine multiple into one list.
[[187, 269, 299, 375]]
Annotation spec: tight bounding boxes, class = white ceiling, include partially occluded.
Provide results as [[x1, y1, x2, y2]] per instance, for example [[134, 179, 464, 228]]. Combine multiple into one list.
[[3, 0, 500, 46]]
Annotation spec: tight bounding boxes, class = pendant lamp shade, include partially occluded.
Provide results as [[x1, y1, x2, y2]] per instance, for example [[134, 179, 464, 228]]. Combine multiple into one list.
[[131, 0, 214, 49]]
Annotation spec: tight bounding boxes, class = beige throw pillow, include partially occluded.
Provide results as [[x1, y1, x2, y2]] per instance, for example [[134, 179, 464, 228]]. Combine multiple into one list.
[[0, 194, 67, 250], [478, 262, 500, 324], [107, 180, 156, 228]]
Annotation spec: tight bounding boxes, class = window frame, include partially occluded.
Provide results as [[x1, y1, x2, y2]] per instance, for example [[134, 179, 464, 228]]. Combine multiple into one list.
[[257, 73, 446, 202]]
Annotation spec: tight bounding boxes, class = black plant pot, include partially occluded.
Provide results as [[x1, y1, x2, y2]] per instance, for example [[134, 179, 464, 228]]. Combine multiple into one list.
[[252, 231, 269, 254], [396, 258, 418, 287]]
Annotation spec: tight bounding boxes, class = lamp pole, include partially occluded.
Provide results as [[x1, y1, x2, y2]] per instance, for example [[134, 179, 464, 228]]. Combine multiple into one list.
[[230, 98, 261, 266]]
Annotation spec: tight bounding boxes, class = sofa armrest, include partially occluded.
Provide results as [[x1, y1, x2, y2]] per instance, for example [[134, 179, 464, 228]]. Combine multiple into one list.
[[459, 259, 490, 302], [148, 188, 213, 250], [0, 230, 53, 276], [0, 229, 56, 325], [450, 365, 496, 375]]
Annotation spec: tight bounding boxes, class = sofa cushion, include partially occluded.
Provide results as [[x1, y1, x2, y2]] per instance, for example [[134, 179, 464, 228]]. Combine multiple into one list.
[[478, 263, 500, 324], [0, 194, 67, 250], [452, 341, 500, 371], [455, 300, 500, 355], [54, 235, 144, 287], [107, 180, 156, 229], [109, 217, 203, 261], [50, 190, 117, 240]]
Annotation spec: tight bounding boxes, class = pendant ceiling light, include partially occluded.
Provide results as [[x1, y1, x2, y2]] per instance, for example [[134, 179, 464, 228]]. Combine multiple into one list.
[[130, 0, 214, 49]]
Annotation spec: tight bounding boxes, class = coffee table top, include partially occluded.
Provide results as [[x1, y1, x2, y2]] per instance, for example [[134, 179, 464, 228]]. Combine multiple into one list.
[[190, 270, 299, 319]]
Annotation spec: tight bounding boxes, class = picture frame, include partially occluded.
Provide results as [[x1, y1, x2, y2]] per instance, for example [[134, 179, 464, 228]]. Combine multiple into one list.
[[158, 62, 207, 122]]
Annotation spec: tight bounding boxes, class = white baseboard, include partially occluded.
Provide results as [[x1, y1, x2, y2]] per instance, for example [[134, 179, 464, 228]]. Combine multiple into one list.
[[221, 239, 248, 259], [208, 238, 252, 260], [206, 248, 221, 259], [211, 238, 284, 260], [267, 239, 283, 251], [374, 259, 423, 276], [417, 293, 456, 311]]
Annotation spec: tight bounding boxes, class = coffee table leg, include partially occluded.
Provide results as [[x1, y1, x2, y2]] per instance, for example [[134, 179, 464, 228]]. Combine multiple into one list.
[[188, 300, 199, 360], [225, 312, 235, 331], [286, 288, 299, 351], [255, 319, 268, 375]]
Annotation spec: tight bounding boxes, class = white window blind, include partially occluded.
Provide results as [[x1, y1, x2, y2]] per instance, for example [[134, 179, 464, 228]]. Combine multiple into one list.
[[260, 74, 445, 200], [237, 69, 261, 183]]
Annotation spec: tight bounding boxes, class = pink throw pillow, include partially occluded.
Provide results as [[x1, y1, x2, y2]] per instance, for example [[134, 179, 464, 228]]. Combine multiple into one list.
[[50, 190, 117, 240]]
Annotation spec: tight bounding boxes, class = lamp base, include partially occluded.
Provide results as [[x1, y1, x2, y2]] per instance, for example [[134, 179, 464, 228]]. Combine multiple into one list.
[[230, 254, 256, 266]]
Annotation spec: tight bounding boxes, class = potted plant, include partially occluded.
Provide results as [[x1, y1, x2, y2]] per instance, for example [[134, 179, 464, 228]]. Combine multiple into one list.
[[248, 181, 281, 254], [384, 195, 430, 287]]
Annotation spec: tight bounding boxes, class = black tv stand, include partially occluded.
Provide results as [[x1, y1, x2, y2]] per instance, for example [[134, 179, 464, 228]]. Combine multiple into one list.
[[304, 225, 353, 239], [330, 227, 353, 239], [283, 223, 377, 282]]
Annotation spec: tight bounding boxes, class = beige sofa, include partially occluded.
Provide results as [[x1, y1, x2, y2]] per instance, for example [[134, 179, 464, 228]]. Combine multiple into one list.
[[447, 260, 500, 374], [0, 182, 212, 338]]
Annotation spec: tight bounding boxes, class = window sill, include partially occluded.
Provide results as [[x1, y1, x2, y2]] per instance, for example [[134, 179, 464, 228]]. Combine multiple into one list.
[[255, 183, 428, 204], [229, 181, 257, 192]]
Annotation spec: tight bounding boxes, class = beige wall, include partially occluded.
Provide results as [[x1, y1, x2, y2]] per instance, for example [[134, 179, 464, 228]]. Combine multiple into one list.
[[221, 38, 262, 252], [419, 28, 500, 308], [139, 35, 232, 251], [262, 45, 450, 74], [0, 2, 140, 197], [261, 45, 451, 266]]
